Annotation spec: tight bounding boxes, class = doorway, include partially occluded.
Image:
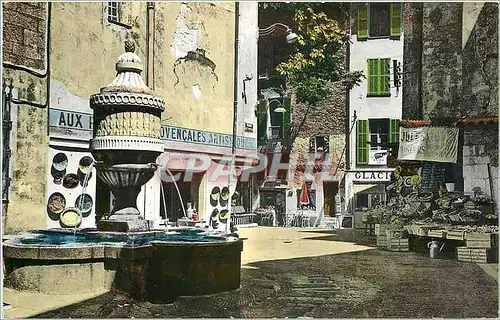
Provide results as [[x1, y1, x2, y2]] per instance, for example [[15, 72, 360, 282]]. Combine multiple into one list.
[[323, 182, 338, 217]]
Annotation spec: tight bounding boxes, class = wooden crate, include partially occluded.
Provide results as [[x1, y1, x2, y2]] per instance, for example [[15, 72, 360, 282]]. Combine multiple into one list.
[[457, 247, 498, 263], [387, 238, 410, 252], [376, 235, 388, 247], [386, 229, 406, 239], [446, 230, 467, 241], [466, 233, 498, 249], [375, 224, 388, 236], [428, 229, 447, 239]]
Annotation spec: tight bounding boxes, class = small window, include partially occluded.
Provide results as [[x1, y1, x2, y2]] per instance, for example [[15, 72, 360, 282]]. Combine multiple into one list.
[[369, 4, 390, 37], [369, 119, 389, 151], [367, 58, 390, 97], [309, 136, 330, 153], [357, 3, 401, 40], [107, 2, 120, 23]]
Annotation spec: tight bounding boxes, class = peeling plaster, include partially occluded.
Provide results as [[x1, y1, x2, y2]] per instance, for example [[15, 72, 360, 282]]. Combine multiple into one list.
[[171, 4, 201, 60]]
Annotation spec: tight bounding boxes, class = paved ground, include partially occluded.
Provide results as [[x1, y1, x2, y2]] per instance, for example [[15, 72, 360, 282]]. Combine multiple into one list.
[[3, 227, 499, 318]]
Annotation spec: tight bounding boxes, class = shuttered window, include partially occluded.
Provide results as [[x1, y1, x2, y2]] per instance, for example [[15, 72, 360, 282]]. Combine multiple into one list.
[[357, 7, 369, 40], [356, 120, 369, 165], [389, 119, 400, 144], [390, 4, 402, 37], [367, 58, 391, 97], [357, 4, 401, 39]]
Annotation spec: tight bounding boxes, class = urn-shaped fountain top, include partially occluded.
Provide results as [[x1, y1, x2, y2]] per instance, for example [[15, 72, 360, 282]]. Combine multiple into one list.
[[90, 40, 165, 111]]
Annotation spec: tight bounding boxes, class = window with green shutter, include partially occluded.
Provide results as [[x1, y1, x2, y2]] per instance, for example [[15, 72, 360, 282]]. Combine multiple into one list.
[[257, 100, 268, 140], [389, 119, 400, 144], [390, 4, 402, 37], [357, 7, 369, 40], [367, 58, 391, 97], [356, 120, 369, 165]]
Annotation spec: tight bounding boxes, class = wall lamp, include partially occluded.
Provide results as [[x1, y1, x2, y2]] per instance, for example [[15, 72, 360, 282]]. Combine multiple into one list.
[[259, 23, 298, 44], [267, 99, 287, 113]]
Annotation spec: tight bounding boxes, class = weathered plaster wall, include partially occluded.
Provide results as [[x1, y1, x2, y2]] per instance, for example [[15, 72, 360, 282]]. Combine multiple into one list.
[[2, 2, 49, 233], [50, 2, 147, 102], [462, 125, 498, 210], [155, 2, 236, 135]]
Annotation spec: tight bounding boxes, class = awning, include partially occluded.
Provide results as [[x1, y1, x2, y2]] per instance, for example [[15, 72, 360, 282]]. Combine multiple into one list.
[[354, 184, 378, 194]]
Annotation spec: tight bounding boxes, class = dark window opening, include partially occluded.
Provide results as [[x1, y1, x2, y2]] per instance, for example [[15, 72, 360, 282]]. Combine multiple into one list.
[[369, 4, 390, 37], [369, 119, 389, 150]]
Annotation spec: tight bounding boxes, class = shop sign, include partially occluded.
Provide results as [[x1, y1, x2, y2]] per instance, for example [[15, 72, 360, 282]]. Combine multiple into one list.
[[49, 109, 258, 150], [368, 150, 388, 165], [245, 122, 254, 133], [49, 108, 93, 140], [352, 170, 392, 182], [398, 127, 459, 163], [161, 125, 257, 150]]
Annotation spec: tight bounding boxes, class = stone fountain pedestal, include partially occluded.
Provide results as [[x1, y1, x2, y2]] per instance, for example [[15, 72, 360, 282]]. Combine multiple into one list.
[[89, 41, 165, 232]]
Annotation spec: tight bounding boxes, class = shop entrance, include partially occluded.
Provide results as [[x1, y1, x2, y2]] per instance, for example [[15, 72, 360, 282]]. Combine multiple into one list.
[[323, 182, 338, 217], [160, 171, 202, 222]]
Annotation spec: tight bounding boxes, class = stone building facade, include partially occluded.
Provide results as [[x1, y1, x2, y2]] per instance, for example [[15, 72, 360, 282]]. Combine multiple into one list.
[[256, 4, 348, 224], [402, 3, 498, 207], [2, 2, 259, 233]]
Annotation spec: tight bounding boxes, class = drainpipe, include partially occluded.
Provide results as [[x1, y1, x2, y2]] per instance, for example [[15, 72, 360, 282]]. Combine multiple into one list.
[[228, 2, 240, 233], [146, 2, 155, 89]]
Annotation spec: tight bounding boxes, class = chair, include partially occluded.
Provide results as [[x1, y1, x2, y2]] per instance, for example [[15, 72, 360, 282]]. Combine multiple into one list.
[[261, 211, 274, 226]]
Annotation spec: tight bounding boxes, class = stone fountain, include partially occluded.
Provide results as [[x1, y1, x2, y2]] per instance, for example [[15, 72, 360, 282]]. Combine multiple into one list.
[[2, 42, 243, 302], [90, 40, 164, 232]]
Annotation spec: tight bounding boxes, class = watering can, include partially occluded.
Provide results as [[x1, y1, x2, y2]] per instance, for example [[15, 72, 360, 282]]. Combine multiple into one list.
[[427, 240, 445, 259]]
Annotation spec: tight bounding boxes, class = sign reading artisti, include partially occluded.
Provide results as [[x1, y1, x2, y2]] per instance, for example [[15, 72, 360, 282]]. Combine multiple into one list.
[[398, 127, 459, 163]]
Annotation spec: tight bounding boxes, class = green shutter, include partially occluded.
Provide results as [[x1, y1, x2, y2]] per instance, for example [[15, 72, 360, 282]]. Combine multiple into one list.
[[257, 100, 268, 140], [282, 96, 291, 138], [390, 4, 402, 37], [357, 120, 369, 164], [367, 59, 378, 95], [357, 7, 369, 40], [389, 119, 400, 144], [381, 59, 390, 95]]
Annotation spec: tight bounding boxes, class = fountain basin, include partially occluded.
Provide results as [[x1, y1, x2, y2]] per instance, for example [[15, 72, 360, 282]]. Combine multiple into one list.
[[3, 229, 243, 302]]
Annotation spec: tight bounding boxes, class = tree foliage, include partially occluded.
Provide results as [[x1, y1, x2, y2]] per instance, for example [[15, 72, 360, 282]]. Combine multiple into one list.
[[260, 3, 364, 105]]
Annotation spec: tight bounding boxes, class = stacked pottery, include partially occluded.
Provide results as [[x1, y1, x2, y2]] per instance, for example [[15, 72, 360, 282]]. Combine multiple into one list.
[[89, 40, 165, 232]]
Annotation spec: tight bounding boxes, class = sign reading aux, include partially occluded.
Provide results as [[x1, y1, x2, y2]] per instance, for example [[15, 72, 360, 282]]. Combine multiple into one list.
[[49, 109, 258, 150]]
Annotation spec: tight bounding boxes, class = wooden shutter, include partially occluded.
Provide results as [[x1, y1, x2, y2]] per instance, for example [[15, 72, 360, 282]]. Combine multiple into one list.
[[356, 120, 369, 164], [380, 59, 390, 95], [367, 59, 378, 96], [389, 119, 400, 144], [257, 100, 268, 140], [390, 4, 402, 37], [282, 96, 291, 138], [357, 7, 369, 40]]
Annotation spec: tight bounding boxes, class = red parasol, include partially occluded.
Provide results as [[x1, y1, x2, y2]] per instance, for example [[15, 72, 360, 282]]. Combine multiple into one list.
[[299, 183, 310, 205]]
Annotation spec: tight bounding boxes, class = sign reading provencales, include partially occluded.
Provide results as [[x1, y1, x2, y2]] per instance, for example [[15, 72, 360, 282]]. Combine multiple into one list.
[[398, 127, 459, 163], [49, 109, 257, 150]]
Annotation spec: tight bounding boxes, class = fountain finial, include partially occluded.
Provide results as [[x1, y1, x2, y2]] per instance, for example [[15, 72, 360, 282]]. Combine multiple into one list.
[[124, 40, 135, 53]]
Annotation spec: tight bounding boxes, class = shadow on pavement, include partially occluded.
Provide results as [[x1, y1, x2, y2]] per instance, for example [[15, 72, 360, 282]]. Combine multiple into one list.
[[32, 248, 498, 319]]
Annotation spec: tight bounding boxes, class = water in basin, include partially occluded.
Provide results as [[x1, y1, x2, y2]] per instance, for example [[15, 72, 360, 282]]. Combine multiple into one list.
[[16, 228, 230, 246]]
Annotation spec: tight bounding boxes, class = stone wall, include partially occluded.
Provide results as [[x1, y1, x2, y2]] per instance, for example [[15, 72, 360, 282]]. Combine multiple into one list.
[[2, 3, 49, 233], [3, 2, 47, 70], [401, 3, 423, 120], [461, 3, 498, 117], [403, 2, 498, 120], [421, 3, 464, 120]]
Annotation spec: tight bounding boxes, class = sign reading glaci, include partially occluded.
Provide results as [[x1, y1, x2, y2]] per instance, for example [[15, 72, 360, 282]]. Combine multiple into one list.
[[352, 171, 392, 182]]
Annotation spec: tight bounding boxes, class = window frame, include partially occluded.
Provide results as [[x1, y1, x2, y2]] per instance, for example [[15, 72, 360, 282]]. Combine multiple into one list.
[[103, 2, 132, 29], [366, 58, 391, 97], [356, 3, 402, 40]]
